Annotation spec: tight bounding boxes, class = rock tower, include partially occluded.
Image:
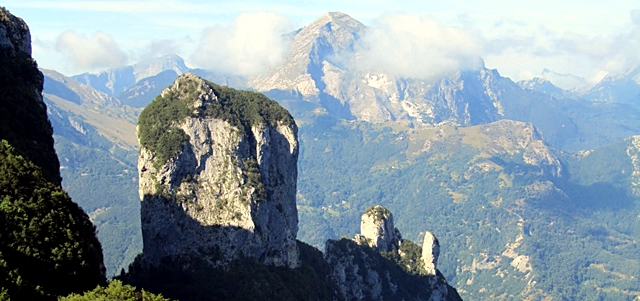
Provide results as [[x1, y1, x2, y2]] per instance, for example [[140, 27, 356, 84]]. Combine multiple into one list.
[[137, 73, 299, 268], [354, 205, 402, 251]]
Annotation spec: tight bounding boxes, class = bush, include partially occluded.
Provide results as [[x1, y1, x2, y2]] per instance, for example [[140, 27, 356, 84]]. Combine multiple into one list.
[[59, 280, 172, 301]]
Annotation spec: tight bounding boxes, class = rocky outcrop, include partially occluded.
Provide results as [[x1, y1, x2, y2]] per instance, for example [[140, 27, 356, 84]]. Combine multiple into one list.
[[422, 231, 440, 276], [0, 8, 30, 55], [354, 205, 402, 252], [137, 73, 299, 268], [326, 206, 461, 301], [480, 120, 563, 177]]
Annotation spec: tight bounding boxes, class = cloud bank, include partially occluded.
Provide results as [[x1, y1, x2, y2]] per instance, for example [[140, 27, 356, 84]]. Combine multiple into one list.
[[55, 30, 128, 71], [353, 14, 485, 79], [43, 7, 640, 89], [481, 11, 640, 88], [190, 12, 291, 77]]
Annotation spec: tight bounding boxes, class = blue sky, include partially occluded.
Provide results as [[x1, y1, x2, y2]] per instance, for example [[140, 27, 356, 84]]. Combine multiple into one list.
[[4, 0, 640, 89]]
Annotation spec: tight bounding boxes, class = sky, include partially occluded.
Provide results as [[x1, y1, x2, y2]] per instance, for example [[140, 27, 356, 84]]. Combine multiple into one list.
[[4, 0, 640, 89]]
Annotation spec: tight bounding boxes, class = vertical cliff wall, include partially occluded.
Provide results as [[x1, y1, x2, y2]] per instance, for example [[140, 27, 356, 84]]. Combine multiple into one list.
[[0, 7, 61, 185], [137, 73, 299, 268]]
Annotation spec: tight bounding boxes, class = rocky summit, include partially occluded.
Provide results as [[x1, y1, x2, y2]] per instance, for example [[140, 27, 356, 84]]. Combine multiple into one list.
[[354, 205, 402, 252], [136, 73, 299, 268], [0, 8, 31, 55]]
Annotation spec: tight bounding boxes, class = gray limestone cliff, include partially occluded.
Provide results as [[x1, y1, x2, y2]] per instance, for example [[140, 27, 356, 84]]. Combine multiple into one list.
[[137, 73, 299, 268], [326, 206, 461, 301]]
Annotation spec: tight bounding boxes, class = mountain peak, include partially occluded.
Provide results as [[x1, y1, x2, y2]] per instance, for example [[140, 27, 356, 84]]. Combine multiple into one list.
[[72, 54, 190, 97], [315, 11, 360, 24], [136, 54, 186, 68], [132, 54, 188, 81], [306, 11, 365, 34], [249, 12, 364, 93]]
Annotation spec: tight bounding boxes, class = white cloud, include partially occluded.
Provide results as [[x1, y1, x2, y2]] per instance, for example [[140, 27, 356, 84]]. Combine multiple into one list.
[[189, 12, 292, 77], [352, 14, 485, 79], [137, 38, 192, 62], [55, 30, 128, 71], [552, 27, 640, 77], [479, 11, 640, 88]]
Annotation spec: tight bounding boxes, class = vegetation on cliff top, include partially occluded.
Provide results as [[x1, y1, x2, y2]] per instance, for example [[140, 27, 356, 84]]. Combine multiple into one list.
[[137, 75, 294, 167], [364, 205, 391, 222]]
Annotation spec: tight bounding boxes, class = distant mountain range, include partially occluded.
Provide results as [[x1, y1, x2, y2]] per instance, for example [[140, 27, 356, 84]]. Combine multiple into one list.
[[41, 11, 640, 300]]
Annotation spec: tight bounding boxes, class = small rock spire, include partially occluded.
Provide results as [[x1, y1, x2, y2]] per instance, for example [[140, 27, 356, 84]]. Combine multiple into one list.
[[421, 231, 440, 276]]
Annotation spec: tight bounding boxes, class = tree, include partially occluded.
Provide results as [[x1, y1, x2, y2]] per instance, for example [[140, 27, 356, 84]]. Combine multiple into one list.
[[0, 140, 105, 300]]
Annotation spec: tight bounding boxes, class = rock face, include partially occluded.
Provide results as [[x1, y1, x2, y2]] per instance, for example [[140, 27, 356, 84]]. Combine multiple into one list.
[[326, 206, 461, 301], [480, 120, 563, 177], [354, 205, 402, 252], [422, 231, 440, 276], [137, 73, 299, 268], [0, 8, 31, 55], [0, 7, 62, 185]]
